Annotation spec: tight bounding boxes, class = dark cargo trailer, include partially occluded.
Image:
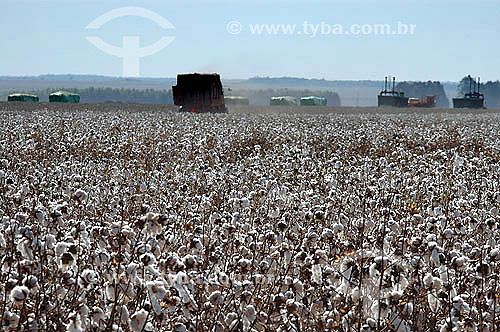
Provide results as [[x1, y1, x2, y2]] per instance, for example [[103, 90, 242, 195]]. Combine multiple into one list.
[[172, 73, 227, 113]]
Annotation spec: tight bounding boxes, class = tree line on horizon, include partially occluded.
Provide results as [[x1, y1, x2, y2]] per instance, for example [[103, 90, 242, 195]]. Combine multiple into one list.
[[22, 87, 342, 106], [20, 81, 500, 108], [26, 87, 173, 104]]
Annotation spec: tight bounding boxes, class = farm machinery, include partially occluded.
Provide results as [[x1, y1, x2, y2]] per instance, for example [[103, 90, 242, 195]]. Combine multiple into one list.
[[408, 95, 436, 108], [377, 76, 408, 107], [172, 73, 227, 113], [453, 75, 485, 109]]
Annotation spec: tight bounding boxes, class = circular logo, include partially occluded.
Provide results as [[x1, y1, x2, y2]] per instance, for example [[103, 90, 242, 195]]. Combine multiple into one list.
[[227, 21, 243, 34]]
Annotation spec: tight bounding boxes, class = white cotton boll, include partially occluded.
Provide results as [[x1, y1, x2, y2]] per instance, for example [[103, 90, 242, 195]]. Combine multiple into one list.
[[398, 275, 409, 290], [10, 285, 29, 304], [314, 249, 327, 264], [182, 254, 196, 269], [311, 264, 322, 285], [244, 305, 257, 322], [56, 287, 68, 300], [22, 275, 38, 292], [321, 228, 334, 240], [254, 273, 267, 286], [66, 313, 83, 332], [453, 256, 466, 269], [438, 267, 449, 285], [129, 309, 148, 332], [148, 292, 162, 316], [105, 283, 116, 301], [34, 208, 46, 222], [452, 296, 464, 310], [91, 307, 105, 326], [332, 223, 344, 234], [238, 258, 251, 270], [79, 269, 96, 288], [191, 238, 203, 251], [74, 189, 88, 202], [490, 248, 500, 261], [269, 208, 280, 219], [146, 280, 167, 301], [94, 251, 110, 268], [454, 155, 464, 168], [426, 234, 437, 243], [165, 274, 176, 287], [18, 240, 33, 260], [0, 232, 6, 248], [217, 271, 230, 287], [365, 219, 376, 232], [443, 228, 453, 239], [284, 250, 292, 265], [15, 213, 28, 223], [79, 304, 90, 320], [241, 197, 249, 208], [293, 279, 304, 295], [428, 293, 440, 313], [55, 242, 70, 256], [174, 272, 192, 304], [140, 253, 156, 266], [45, 234, 56, 249], [111, 166, 120, 177], [310, 299, 323, 316], [393, 319, 411, 332], [208, 290, 224, 305], [432, 277, 443, 290], [413, 214, 423, 223], [225, 312, 238, 326], [126, 263, 139, 282], [430, 248, 440, 267], [369, 261, 381, 279], [351, 286, 361, 302], [3, 311, 20, 328]]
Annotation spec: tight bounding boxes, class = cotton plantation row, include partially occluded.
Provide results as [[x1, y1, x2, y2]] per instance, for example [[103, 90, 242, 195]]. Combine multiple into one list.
[[0, 104, 499, 331]]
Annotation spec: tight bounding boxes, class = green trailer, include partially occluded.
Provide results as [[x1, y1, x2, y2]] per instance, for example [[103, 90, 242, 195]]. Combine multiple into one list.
[[8, 93, 39, 102], [300, 96, 327, 106], [49, 91, 80, 103], [225, 96, 250, 105], [270, 96, 298, 106]]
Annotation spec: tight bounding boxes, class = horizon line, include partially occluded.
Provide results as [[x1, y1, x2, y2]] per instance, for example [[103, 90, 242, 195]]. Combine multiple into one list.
[[0, 73, 466, 84]]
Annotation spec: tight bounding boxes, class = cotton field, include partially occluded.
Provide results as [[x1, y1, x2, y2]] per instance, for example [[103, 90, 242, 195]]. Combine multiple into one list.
[[1, 103, 500, 332]]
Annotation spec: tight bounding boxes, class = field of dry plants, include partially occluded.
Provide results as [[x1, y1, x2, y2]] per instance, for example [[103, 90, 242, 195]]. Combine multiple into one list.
[[0, 102, 500, 331]]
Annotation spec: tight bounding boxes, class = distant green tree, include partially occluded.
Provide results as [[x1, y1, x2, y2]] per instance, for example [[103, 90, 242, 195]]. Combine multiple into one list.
[[481, 81, 500, 108], [458, 76, 475, 96]]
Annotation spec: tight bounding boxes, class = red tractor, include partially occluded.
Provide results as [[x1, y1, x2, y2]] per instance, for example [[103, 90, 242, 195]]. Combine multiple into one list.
[[408, 95, 436, 108]]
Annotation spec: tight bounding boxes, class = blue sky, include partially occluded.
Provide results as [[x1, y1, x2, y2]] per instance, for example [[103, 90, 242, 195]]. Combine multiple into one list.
[[1, 0, 499, 81]]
